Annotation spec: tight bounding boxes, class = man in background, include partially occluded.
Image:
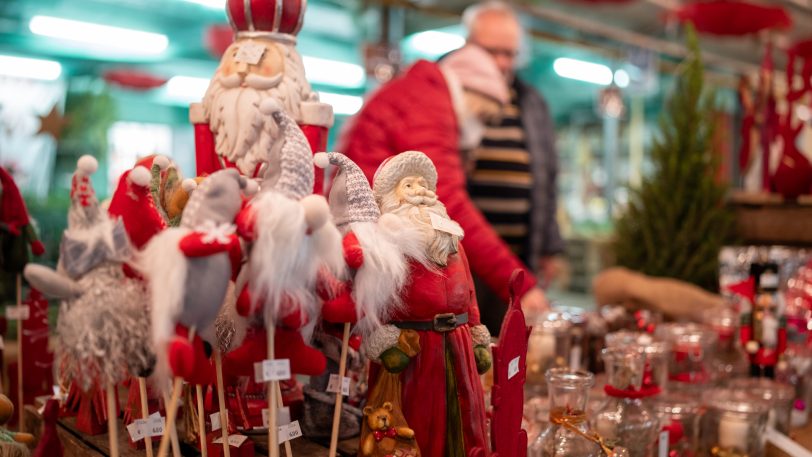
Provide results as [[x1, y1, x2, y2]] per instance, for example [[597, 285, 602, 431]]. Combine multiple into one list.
[[464, 2, 565, 334]]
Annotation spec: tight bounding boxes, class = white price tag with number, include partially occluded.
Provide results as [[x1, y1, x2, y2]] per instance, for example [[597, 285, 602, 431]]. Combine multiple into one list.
[[6, 305, 30, 320], [277, 421, 303, 444], [146, 412, 165, 438], [262, 407, 291, 428], [326, 374, 351, 396], [658, 430, 669, 457], [127, 419, 147, 442], [210, 412, 221, 432], [429, 213, 464, 237], [508, 356, 520, 380], [214, 434, 249, 447], [254, 359, 291, 382]]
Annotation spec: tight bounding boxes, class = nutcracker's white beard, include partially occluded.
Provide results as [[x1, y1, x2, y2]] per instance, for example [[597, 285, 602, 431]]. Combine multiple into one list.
[[379, 191, 462, 267], [203, 46, 311, 177]]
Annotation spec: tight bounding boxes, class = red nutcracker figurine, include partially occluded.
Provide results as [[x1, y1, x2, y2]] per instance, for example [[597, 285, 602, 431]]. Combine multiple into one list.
[[191, 0, 334, 194], [740, 262, 787, 378]]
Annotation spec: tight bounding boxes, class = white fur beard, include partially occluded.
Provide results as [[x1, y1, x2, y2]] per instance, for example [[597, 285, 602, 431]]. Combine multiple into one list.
[[379, 195, 461, 267], [248, 191, 322, 329]]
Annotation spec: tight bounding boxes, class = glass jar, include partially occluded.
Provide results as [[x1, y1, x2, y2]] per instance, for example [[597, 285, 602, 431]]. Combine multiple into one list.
[[701, 306, 748, 383], [727, 378, 795, 434], [605, 331, 669, 394], [592, 348, 660, 457], [527, 312, 573, 395], [652, 393, 702, 457], [655, 323, 717, 393], [530, 369, 602, 457], [701, 388, 769, 457]]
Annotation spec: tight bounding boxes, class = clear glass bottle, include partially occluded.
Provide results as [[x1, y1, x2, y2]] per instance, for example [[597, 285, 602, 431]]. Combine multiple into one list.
[[701, 388, 769, 457], [592, 348, 660, 457], [527, 312, 573, 396], [529, 369, 602, 457]]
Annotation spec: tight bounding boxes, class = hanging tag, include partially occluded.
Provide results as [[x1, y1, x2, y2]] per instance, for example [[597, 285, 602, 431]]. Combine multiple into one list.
[[255, 359, 291, 382], [210, 412, 221, 432], [146, 412, 165, 437], [429, 213, 464, 237], [326, 374, 351, 396], [234, 42, 266, 65], [508, 356, 520, 380], [658, 430, 669, 457], [214, 434, 249, 447], [127, 419, 148, 442], [262, 407, 291, 428], [277, 421, 303, 444], [6, 305, 30, 320]]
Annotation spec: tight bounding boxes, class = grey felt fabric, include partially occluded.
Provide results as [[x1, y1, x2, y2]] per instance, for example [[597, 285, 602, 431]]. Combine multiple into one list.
[[60, 219, 132, 279], [326, 152, 379, 228]]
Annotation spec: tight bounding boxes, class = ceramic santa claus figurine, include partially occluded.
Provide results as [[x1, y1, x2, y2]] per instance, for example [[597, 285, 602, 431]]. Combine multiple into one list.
[[362, 150, 492, 456], [192, 0, 334, 189]]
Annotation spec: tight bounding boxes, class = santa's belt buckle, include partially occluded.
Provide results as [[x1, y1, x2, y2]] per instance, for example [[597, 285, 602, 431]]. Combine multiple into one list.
[[433, 313, 458, 332]]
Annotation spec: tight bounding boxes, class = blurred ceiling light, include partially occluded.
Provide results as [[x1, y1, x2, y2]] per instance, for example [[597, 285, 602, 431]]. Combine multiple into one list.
[[0, 54, 62, 81], [29, 15, 169, 56], [406, 31, 465, 58], [613, 69, 630, 88], [317, 91, 363, 115], [166, 76, 210, 102], [304, 56, 366, 89], [554, 58, 613, 86], [184, 0, 225, 8]]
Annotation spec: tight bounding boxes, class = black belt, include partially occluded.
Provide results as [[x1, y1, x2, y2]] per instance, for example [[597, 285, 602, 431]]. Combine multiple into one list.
[[393, 313, 468, 333]]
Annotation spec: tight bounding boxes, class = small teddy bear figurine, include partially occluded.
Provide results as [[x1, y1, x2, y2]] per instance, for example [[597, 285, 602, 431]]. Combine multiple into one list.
[[360, 402, 418, 457], [0, 393, 34, 455]]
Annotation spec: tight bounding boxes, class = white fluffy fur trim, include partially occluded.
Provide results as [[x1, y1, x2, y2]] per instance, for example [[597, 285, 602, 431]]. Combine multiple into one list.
[[300, 101, 334, 128], [129, 166, 151, 187], [360, 325, 401, 362], [301, 194, 330, 232], [77, 155, 98, 176], [470, 324, 492, 347], [189, 102, 207, 124], [182, 178, 198, 193], [136, 227, 191, 346], [313, 152, 330, 169], [153, 155, 170, 170]]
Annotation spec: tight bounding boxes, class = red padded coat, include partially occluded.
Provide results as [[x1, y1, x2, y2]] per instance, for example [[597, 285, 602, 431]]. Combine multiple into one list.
[[338, 60, 536, 304]]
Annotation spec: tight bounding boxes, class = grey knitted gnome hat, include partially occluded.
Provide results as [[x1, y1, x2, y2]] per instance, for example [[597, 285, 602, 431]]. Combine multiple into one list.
[[181, 168, 246, 229], [371, 150, 438, 206], [259, 98, 314, 200], [313, 152, 379, 228]]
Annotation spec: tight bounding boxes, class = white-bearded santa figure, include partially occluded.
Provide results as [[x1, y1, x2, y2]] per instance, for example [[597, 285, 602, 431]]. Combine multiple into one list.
[[361, 150, 493, 457], [191, 0, 334, 191]]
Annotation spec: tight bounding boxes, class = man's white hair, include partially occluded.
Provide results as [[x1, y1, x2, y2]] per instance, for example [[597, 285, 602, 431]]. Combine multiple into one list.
[[462, 1, 521, 36]]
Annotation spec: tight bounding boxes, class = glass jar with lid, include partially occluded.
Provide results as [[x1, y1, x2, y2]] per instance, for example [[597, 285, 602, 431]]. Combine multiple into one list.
[[655, 323, 717, 393], [727, 377, 795, 434], [605, 330, 669, 395], [701, 388, 769, 457], [527, 312, 573, 395]]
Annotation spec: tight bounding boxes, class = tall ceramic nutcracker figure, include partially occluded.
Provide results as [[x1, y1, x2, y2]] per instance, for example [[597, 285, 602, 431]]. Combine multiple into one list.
[[192, 0, 334, 193], [740, 261, 787, 378]]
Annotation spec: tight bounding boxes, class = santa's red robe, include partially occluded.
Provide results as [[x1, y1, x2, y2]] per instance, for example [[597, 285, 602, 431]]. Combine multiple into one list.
[[369, 246, 489, 456]]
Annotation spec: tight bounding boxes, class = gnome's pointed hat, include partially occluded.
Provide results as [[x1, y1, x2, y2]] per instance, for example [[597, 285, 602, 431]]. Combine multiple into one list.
[[68, 155, 101, 228], [313, 152, 379, 228], [107, 157, 170, 248], [259, 99, 314, 200]]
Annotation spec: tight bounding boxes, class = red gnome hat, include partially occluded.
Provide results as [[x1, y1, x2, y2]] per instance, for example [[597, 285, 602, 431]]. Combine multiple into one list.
[[107, 156, 170, 249]]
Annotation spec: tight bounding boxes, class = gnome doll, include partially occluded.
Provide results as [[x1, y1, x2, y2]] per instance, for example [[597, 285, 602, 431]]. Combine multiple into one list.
[[0, 166, 45, 301], [302, 152, 416, 438], [139, 168, 247, 386]]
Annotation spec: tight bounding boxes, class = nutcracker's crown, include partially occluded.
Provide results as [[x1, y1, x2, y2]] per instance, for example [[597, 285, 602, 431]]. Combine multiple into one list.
[[227, 0, 305, 42]]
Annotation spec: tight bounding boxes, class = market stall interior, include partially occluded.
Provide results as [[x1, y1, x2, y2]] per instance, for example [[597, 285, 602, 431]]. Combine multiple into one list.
[[1, 0, 812, 456]]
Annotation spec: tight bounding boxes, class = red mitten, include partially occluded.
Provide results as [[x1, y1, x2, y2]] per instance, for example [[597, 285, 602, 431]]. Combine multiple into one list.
[[281, 307, 308, 330], [167, 337, 195, 380], [321, 286, 358, 323], [236, 286, 254, 317], [274, 327, 326, 376], [30, 240, 45, 256], [187, 335, 214, 385], [342, 232, 363, 269], [235, 206, 256, 241]]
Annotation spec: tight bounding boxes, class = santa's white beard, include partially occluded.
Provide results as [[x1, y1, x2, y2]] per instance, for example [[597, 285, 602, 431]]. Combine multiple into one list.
[[379, 192, 462, 267]]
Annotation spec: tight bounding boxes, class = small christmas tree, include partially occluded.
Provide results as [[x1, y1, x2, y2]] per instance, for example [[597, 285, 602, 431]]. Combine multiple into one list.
[[613, 26, 734, 291]]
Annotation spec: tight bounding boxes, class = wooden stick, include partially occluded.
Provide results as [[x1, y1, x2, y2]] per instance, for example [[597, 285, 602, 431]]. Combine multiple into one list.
[[107, 383, 120, 457], [160, 391, 180, 457], [196, 385, 207, 457], [328, 323, 351, 457], [213, 351, 231, 457], [267, 325, 278, 457], [157, 327, 196, 457], [16, 274, 23, 433], [275, 384, 292, 457], [138, 378, 154, 457]]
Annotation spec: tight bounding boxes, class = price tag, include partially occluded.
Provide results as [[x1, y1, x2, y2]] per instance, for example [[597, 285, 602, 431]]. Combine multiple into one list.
[[429, 213, 464, 237], [214, 434, 249, 447], [262, 407, 291, 428], [210, 412, 221, 432], [146, 412, 165, 437], [658, 430, 669, 457], [508, 356, 520, 380], [234, 42, 266, 65], [277, 421, 303, 444], [254, 359, 291, 382], [6, 305, 30, 320], [127, 419, 148, 442], [326, 374, 351, 396]]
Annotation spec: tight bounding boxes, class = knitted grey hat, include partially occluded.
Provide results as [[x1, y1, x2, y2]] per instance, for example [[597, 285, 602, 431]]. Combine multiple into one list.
[[260, 99, 314, 200], [181, 168, 246, 229], [371, 150, 438, 205], [313, 152, 379, 228]]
